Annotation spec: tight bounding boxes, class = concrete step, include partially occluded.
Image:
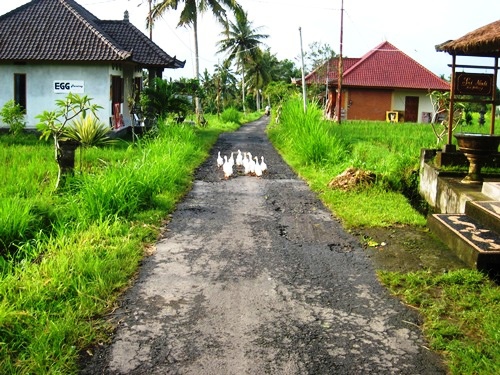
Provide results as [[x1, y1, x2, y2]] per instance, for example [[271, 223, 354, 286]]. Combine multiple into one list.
[[428, 213, 500, 276], [465, 201, 500, 234], [482, 182, 500, 200]]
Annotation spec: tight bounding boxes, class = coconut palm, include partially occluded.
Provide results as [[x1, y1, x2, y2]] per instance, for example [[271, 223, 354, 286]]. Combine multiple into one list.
[[216, 8, 268, 112], [149, 0, 242, 124], [246, 48, 272, 111]]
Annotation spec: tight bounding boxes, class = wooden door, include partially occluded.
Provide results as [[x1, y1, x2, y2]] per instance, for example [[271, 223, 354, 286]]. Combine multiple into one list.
[[404, 96, 419, 122]]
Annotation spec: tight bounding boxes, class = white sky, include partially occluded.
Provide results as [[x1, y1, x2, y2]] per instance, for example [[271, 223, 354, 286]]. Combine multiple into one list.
[[1, 0, 499, 81]]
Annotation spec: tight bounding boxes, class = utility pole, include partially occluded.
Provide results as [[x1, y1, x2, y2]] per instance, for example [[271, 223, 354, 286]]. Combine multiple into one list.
[[299, 27, 307, 112], [336, 0, 344, 124]]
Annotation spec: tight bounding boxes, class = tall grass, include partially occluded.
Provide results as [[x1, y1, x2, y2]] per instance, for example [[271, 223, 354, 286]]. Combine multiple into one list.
[[268, 97, 430, 227], [0, 117, 235, 374], [269, 98, 346, 166]]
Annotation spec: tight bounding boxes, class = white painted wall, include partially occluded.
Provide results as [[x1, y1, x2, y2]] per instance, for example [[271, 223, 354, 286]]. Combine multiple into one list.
[[392, 90, 435, 123], [0, 63, 139, 129]]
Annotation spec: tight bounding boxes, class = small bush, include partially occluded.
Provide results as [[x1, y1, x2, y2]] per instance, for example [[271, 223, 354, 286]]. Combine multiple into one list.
[[220, 107, 241, 125], [0, 100, 26, 136]]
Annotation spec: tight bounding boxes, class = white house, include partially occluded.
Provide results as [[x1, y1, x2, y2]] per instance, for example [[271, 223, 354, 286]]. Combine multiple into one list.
[[0, 0, 185, 130]]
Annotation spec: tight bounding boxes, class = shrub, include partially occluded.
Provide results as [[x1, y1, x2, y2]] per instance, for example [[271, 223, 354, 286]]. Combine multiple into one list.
[[220, 107, 241, 125], [0, 100, 26, 135]]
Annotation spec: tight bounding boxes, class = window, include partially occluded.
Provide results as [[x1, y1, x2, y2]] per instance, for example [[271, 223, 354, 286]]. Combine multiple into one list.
[[14, 74, 27, 111]]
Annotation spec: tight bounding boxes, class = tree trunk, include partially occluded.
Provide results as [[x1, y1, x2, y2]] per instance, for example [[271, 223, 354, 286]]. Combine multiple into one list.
[[193, 14, 204, 125]]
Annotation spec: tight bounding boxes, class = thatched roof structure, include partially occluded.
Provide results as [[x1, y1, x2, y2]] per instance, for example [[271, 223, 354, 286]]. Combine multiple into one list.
[[435, 19, 500, 57]]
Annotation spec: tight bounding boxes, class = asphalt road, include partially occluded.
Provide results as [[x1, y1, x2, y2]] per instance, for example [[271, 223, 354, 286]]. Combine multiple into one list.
[[80, 116, 446, 374]]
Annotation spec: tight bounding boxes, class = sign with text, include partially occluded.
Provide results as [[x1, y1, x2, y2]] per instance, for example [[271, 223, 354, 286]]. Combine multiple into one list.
[[454, 73, 494, 96], [53, 80, 85, 94]]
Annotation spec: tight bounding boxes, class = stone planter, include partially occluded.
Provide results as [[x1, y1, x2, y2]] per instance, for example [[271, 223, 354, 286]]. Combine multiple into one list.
[[454, 133, 500, 184]]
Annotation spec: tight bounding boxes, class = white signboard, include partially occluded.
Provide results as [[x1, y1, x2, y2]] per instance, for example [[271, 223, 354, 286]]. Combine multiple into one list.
[[53, 80, 85, 94]]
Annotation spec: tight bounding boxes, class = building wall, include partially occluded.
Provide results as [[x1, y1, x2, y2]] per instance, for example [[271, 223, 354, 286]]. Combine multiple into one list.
[[343, 88, 436, 122], [0, 62, 140, 129], [345, 88, 392, 121], [392, 90, 435, 123]]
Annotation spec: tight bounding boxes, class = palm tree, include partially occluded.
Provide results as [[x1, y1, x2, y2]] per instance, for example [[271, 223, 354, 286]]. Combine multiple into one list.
[[149, 0, 242, 124], [216, 8, 268, 112], [246, 48, 272, 111], [213, 59, 238, 112]]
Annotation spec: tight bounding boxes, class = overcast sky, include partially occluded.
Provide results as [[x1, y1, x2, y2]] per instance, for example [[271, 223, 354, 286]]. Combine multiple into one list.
[[1, 0, 499, 81]]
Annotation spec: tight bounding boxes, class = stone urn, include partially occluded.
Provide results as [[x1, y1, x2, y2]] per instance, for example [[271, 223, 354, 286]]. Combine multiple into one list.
[[454, 133, 500, 184]]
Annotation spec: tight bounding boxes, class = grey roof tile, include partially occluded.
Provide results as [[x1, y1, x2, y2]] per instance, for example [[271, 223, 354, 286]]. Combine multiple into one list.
[[0, 0, 185, 68]]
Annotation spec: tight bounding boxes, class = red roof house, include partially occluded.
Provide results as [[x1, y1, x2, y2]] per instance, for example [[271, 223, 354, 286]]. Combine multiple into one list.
[[304, 41, 450, 122]]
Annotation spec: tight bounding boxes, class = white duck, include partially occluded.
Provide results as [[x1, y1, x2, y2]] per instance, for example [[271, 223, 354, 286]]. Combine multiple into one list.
[[217, 151, 223, 168], [254, 156, 262, 177], [223, 155, 233, 179], [248, 152, 255, 174], [243, 153, 251, 175], [235, 150, 243, 166], [228, 152, 235, 168], [260, 156, 267, 173]]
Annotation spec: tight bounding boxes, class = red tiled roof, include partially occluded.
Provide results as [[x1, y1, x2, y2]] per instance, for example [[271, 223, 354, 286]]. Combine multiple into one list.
[[305, 58, 360, 83], [0, 0, 185, 68], [305, 41, 449, 91]]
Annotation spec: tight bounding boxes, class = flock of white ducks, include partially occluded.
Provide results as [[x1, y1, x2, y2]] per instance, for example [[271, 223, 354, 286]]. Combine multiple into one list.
[[217, 149, 267, 179]]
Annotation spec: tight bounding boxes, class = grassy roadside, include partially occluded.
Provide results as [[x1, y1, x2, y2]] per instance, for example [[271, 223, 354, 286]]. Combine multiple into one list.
[[0, 112, 258, 374], [266, 97, 500, 375]]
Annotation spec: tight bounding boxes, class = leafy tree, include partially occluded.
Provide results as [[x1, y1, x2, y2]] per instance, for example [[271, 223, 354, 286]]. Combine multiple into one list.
[[246, 48, 272, 111], [302, 41, 337, 73], [140, 77, 193, 121], [270, 57, 301, 83], [217, 7, 268, 112], [212, 59, 239, 113], [150, 0, 242, 124]]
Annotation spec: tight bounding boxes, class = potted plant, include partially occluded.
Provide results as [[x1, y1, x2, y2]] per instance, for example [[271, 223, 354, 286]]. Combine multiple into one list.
[[36, 93, 102, 189]]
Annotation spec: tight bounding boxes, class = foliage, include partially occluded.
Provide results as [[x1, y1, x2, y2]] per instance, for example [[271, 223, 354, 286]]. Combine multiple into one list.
[[36, 93, 102, 143], [150, 0, 243, 121], [140, 77, 193, 121], [36, 93, 103, 189], [268, 97, 435, 227], [220, 107, 241, 124], [302, 41, 337, 73], [264, 81, 298, 108], [217, 7, 269, 112], [64, 115, 114, 148], [64, 115, 116, 170], [428, 90, 465, 145], [0, 112, 240, 372], [379, 269, 500, 375], [0, 100, 26, 136]]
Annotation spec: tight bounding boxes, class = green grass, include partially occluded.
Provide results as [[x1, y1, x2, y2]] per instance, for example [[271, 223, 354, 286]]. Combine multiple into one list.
[[379, 270, 500, 375], [267, 97, 500, 374], [0, 114, 244, 374]]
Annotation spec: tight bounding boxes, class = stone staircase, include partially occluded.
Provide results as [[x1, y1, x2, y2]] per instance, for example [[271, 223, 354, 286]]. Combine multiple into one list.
[[428, 182, 500, 277]]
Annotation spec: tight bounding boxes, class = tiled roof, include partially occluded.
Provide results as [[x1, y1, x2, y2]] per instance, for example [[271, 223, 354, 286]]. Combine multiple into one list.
[[305, 41, 449, 91], [305, 58, 360, 84], [0, 0, 184, 68]]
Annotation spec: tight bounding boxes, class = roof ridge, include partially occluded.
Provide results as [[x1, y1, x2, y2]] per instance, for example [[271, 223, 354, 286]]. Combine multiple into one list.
[[342, 41, 393, 76], [60, 0, 131, 60]]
